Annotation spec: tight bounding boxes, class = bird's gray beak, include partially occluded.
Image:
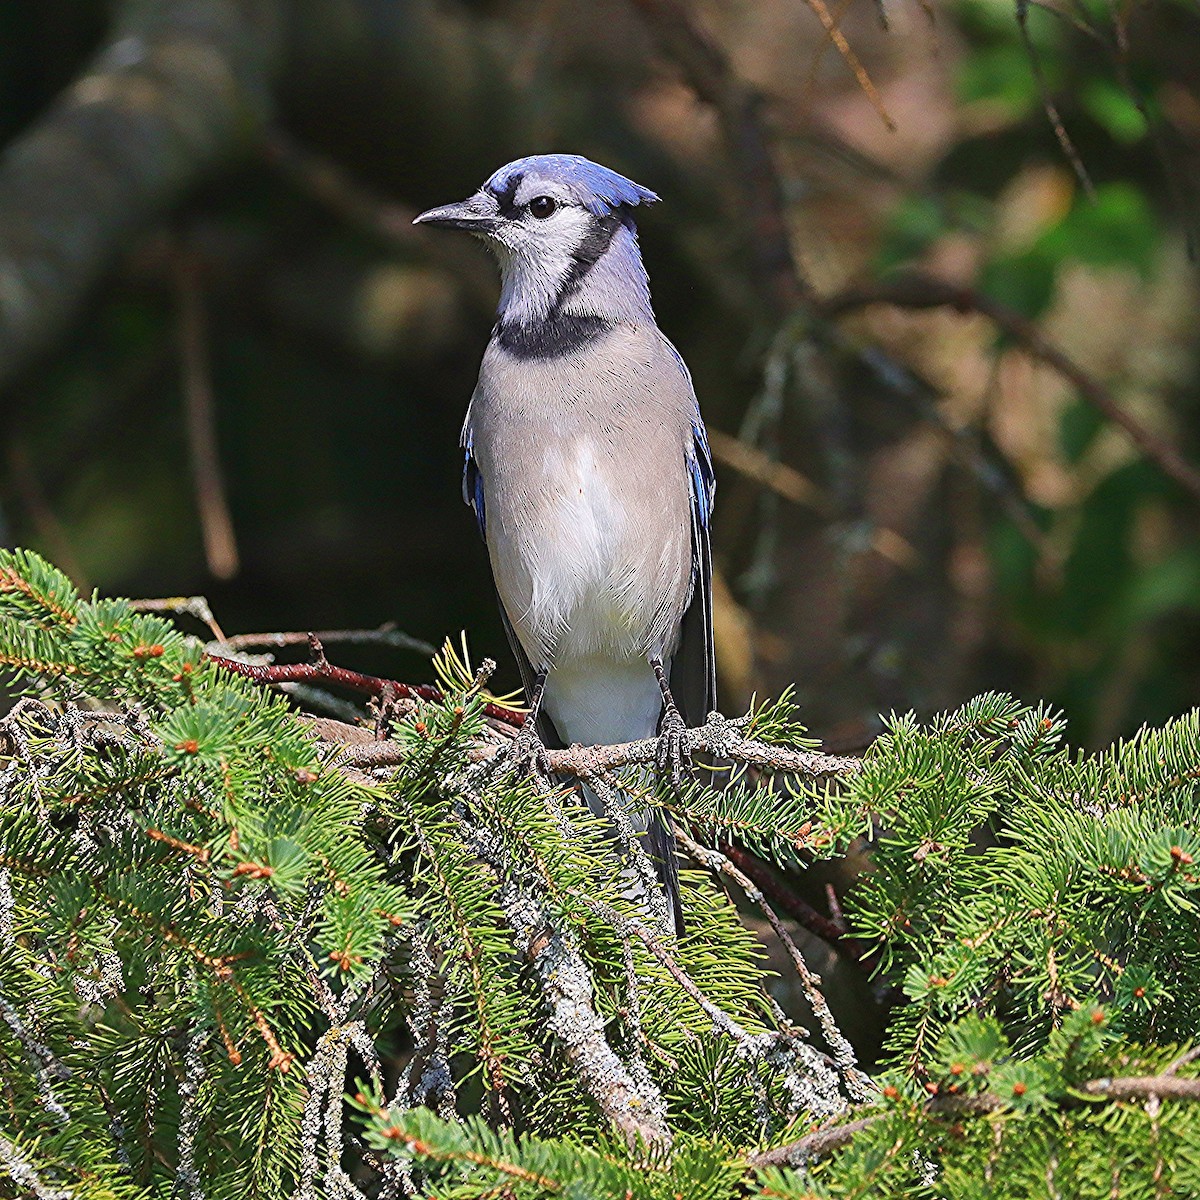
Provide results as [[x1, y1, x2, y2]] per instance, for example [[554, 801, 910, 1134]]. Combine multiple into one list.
[[413, 191, 499, 233]]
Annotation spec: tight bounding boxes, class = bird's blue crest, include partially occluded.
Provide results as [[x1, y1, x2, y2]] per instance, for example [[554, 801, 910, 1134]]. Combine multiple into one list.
[[485, 154, 658, 217]]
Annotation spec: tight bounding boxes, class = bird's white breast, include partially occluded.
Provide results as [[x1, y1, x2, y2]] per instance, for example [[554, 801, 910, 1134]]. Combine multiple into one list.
[[493, 437, 652, 665]]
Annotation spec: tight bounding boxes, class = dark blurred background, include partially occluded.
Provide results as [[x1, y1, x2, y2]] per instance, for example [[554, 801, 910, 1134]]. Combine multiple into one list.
[[2, 0, 1200, 750]]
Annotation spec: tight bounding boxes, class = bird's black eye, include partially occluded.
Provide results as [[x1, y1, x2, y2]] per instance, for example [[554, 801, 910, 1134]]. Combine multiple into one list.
[[528, 196, 557, 219]]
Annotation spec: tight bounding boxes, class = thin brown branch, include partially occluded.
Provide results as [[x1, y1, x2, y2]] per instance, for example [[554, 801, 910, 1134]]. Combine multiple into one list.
[[130, 596, 227, 642], [264, 128, 496, 312], [721, 843, 865, 961], [626, 0, 811, 315], [217, 625, 435, 657], [1024, 0, 1109, 42], [264, 128, 422, 247], [798, 0, 896, 130], [820, 273, 1200, 503], [577, 897, 752, 1043], [803, 0, 860, 99], [707, 428, 919, 568], [1015, 0, 1095, 198], [5, 440, 89, 591], [206, 647, 525, 728], [708, 427, 830, 512], [174, 248, 240, 580]]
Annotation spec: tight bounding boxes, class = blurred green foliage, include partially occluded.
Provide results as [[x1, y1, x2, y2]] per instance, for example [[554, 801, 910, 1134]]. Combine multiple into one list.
[[0, 0, 1198, 751]]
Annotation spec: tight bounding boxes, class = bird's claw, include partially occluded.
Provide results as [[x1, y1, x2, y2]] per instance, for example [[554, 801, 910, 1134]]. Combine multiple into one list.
[[655, 708, 694, 790], [504, 723, 553, 781]]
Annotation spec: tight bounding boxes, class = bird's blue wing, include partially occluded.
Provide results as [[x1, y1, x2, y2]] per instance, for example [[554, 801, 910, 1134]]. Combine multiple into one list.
[[462, 429, 486, 539], [667, 349, 717, 731], [654, 348, 716, 933]]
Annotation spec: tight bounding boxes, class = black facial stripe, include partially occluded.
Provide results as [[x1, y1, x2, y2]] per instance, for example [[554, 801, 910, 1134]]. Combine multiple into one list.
[[493, 312, 613, 360], [557, 209, 627, 300], [488, 173, 524, 219]]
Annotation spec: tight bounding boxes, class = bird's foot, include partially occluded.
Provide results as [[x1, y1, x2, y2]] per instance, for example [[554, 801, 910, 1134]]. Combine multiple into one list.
[[503, 722, 553, 781], [655, 705, 694, 790]]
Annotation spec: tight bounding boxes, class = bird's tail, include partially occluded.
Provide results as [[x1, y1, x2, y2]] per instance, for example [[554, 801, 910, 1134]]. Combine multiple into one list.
[[648, 812, 684, 936]]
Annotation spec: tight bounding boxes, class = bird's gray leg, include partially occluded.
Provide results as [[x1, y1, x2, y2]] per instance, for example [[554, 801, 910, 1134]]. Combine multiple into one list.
[[505, 669, 552, 779], [651, 657, 692, 789]]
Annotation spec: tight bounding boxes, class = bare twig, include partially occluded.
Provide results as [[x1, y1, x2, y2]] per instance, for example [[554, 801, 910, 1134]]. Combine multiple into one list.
[[217, 625, 436, 657], [803, 0, 861, 98], [820, 273, 1200, 503], [207, 648, 525, 728], [264, 129, 496, 312], [174, 248, 239, 580], [749, 1114, 876, 1165], [1081, 1075, 1200, 1101], [577, 897, 750, 1042], [797, 0, 896, 130], [265, 128, 422, 248], [707, 428, 919, 569], [1015, 0, 1095, 198], [131, 596, 226, 642], [5, 441, 89, 591], [750, 1067, 1200, 1166], [336, 712, 860, 779], [707, 427, 828, 512], [627, 0, 811, 316], [1163, 1045, 1200, 1076]]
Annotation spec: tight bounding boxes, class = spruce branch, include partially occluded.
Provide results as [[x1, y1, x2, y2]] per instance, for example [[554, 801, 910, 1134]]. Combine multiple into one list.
[[1081, 1076, 1200, 1102], [749, 1066, 1200, 1168], [6, 551, 1200, 1195], [216, 625, 436, 658], [748, 1114, 876, 1166], [719, 842, 863, 957], [674, 827, 874, 1105], [462, 793, 673, 1148], [337, 711, 859, 780], [0, 983, 72, 1124], [0, 1135, 74, 1200]]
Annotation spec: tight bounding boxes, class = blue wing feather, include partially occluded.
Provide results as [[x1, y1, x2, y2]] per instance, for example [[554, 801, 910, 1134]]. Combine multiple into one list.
[[462, 431, 486, 539], [689, 419, 715, 530], [665, 343, 717, 729]]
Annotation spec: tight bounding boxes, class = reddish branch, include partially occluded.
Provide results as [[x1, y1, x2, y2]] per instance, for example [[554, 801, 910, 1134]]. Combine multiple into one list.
[[721, 842, 864, 960], [819, 272, 1200, 503], [207, 636, 525, 728]]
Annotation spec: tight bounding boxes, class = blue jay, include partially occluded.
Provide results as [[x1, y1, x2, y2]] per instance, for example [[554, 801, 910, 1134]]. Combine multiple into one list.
[[415, 154, 715, 928]]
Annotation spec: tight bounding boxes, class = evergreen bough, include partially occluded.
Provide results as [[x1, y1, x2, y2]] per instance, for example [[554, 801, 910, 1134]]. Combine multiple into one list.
[[0, 549, 1196, 1198]]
